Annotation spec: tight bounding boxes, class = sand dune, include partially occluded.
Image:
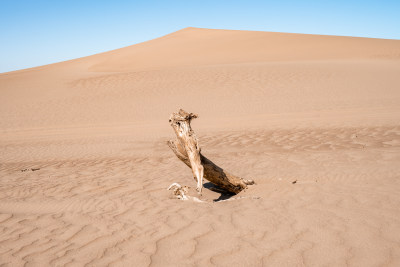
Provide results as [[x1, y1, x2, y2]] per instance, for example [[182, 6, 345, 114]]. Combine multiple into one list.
[[1, 28, 400, 266]]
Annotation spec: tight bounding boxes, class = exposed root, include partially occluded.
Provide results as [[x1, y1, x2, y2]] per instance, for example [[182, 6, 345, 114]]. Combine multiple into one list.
[[167, 183, 189, 200], [167, 183, 204, 202]]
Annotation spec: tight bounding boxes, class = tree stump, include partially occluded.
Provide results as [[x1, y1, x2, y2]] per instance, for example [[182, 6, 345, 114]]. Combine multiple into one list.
[[168, 109, 254, 194]]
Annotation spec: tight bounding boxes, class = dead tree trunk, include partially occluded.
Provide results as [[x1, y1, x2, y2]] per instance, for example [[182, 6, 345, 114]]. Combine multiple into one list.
[[168, 109, 254, 194]]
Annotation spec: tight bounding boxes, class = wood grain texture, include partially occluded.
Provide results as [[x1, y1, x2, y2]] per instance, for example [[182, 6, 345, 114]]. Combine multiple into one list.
[[168, 109, 254, 194]]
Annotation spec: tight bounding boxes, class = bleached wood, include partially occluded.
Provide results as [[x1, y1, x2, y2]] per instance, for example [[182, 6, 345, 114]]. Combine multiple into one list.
[[167, 183, 204, 202], [169, 109, 204, 194], [168, 109, 254, 194]]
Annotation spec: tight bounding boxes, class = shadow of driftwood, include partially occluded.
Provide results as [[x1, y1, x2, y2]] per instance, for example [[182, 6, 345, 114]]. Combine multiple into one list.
[[203, 182, 236, 202]]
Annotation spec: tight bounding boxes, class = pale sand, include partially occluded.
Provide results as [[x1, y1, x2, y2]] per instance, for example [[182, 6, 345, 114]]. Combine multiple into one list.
[[0, 27, 400, 266]]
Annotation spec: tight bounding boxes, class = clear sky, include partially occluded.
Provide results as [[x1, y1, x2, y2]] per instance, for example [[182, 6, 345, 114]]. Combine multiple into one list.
[[1, 0, 399, 73]]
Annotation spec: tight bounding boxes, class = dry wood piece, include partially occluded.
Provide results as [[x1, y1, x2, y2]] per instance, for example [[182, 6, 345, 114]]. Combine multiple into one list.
[[167, 183, 189, 200], [169, 109, 204, 194], [168, 109, 254, 194], [167, 183, 204, 202]]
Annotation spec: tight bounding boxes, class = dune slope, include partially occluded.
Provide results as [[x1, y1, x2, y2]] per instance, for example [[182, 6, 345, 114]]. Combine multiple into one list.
[[1, 28, 400, 266]]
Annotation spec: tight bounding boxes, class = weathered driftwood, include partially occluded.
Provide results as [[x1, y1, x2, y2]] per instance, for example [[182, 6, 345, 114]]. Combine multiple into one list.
[[168, 109, 254, 194], [169, 109, 204, 194], [167, 183, 203, 202]]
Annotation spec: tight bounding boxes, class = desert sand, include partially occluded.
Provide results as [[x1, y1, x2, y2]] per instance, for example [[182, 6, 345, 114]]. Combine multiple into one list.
[[1, 27, 400, 266]]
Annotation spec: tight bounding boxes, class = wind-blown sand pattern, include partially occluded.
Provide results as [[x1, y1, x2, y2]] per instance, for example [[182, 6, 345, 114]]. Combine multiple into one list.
[[1, 28, 400, 266]]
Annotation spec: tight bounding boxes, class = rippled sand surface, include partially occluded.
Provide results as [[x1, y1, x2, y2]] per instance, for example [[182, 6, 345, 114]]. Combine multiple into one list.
[[1, 28, 400, 266]]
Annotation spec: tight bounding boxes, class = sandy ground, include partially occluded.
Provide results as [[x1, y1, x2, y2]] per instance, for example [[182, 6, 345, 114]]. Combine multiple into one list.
[[1, 27, 400, 266]]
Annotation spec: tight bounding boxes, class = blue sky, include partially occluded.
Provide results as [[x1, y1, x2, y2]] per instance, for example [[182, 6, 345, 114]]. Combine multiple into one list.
[[1, 0, 399, 73]]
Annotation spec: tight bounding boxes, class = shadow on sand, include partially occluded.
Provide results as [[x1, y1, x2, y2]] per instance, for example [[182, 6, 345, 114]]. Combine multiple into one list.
[[203, 182, 236, 202]]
